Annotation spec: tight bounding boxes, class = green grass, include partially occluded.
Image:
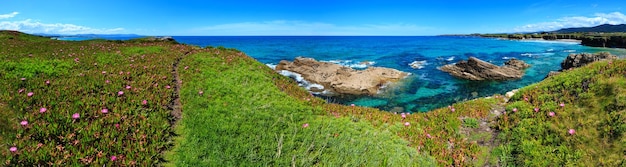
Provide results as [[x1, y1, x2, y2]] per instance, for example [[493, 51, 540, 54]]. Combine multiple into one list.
[[165, 49, 435, 166], [0, 31, 187, 165], [1, 30, 624, 166], [494, 60, 626, 166]]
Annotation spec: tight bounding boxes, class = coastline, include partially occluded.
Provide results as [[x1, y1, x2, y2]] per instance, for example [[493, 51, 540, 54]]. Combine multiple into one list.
[[502, 38, 583, 44], [479, 33, 626, 49]]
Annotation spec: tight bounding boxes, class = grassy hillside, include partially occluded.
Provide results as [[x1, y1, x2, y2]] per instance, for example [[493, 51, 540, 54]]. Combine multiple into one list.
[[164, 47, 434, 166], [494, 60, 626, 166], [0, 30, 185, 165], [1, 31, 624, 166]]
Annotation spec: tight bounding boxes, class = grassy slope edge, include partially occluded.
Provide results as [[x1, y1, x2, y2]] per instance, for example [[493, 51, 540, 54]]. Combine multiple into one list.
[[164, 47, 435, 166]]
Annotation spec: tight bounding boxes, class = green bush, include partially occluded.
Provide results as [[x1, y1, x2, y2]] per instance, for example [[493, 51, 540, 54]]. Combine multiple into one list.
[[463, 118, 479, 128]]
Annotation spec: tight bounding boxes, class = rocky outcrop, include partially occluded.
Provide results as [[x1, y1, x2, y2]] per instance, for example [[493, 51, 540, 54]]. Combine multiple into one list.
[[561, 52, 617, 69], [545, 52, 617, 79], [439, 57, 529, 81], [276, 57, 409, 95], [545, 71, 561, 79], [504, 59, 531, 70]]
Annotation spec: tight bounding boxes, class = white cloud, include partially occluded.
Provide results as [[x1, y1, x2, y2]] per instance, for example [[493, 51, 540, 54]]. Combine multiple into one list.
[[514, 12, 626, 32], [191, 20, 434, 35], [0, 12, 19, 19], [0, 19, 124, 34]]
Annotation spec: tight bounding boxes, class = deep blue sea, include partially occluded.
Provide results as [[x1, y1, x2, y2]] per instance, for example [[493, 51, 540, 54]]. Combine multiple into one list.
[[181, 36, 626, 112]]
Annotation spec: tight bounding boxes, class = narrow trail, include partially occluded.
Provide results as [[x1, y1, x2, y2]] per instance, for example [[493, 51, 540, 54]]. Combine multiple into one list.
[[460, 97, 507, 166], [169, 51, 192, 127]]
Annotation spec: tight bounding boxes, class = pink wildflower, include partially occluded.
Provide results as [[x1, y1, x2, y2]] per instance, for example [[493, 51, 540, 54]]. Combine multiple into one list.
[[184, 66, 189, 70], [115, 124, 120, 129], [27, 92, 34, 97], [111, 155, 117, 161], [401, 113, 406, 119], [101, 108, 109, 114], [102, 71, 107, 74], [426, 134, 432, 138], [548, 112, 555, 117], [45, 80, 50, 85], [9, 147, 17, 152], [302, 123, 309, 128], [72, 113, 80, 119], [560, 103, 565, 107], [166, 85, 171, 89], [21, 78, 26, 81], [512, 108, 518, 112], [40, 107, 47, 113], [451, 108, 456, 112], [18, 88, 24, 93], [142, 100, 148, 105], [524, 97, 528, 101], [118, 91, 124, 96], [534, 108, 539, 112], [404, 122, 410, 126], [20, 120, 28, 126], [198, 91, 203, 95], [568, 129, 575, 135], [126, 85, 131, 89], [105, 80, 110, 84], [351, 104, 355, 107]]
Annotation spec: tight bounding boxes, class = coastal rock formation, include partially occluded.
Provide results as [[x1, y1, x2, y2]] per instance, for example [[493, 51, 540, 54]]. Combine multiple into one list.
[[561, 52, 617, 69], [276, 57, 409, 95], [504, 59, 531, 70], [545, 52, 617, 79], [439, 57, 529, 81]]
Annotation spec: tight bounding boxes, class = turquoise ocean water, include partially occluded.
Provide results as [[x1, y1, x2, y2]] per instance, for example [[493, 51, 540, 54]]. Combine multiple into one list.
[[171, 36, 625, 112]]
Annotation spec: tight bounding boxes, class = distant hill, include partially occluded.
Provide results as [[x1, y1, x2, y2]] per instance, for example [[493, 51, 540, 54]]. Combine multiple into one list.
[[554, 24, 626, 33]]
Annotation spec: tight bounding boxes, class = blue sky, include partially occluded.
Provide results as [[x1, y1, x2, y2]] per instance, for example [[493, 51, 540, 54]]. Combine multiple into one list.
[[1, 0, 625, 35]]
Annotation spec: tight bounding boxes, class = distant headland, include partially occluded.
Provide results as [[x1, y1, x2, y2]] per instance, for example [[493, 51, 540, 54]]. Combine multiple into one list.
[[476, 24, 626, 48]]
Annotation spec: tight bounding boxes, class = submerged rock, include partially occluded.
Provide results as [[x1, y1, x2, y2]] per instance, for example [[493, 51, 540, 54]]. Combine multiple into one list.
[[561, 52, 617, 70], [275, 57, 410, 95], [439, 57, 529, 81]]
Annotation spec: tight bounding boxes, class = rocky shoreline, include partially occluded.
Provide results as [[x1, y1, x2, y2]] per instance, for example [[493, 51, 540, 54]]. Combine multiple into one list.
[[479, 33, 626, 49]]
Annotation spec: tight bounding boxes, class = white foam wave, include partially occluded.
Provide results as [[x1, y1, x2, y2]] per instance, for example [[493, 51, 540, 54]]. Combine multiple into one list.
[[408, 60, 429, 69], [502, 56, 512, 60], [278, 70, 330, 95], [563, 50, 576, 53], [446, 56, 455, 61], [265, 63, 277, 70], [321, 60, 375, 69]]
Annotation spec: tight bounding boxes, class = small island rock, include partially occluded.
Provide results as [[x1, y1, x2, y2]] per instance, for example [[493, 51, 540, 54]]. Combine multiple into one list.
[[439, 57, 529, 81], [276, 57, 410, 95]]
